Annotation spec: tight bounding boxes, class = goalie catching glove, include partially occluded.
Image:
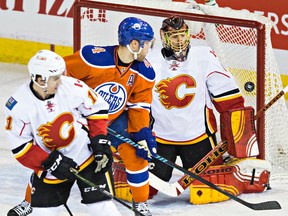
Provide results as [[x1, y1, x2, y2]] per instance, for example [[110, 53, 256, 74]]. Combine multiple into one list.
[[132, 127, 157, 161], [42, 150, 79, 181], [90, 134, 113, 173]]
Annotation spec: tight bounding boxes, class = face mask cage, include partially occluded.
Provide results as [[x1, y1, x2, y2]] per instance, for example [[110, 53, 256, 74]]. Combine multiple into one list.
[[163, 28, 190, 54]]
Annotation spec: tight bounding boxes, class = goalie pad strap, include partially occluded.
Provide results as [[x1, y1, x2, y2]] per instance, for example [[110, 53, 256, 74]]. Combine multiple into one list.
[[220, 106, 259, 158]]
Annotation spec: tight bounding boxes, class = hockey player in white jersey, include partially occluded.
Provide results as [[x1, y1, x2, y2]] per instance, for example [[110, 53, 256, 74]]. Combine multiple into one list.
[[4, 50, 121, 216], [145, 15, 270, 203]]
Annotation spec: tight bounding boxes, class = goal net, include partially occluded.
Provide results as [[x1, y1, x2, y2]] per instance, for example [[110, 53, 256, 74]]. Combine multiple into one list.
[[73, 0, 288, 179]]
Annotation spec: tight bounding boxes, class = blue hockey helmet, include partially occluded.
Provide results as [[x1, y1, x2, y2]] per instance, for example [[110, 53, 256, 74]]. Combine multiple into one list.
[[118, 17, 154, 48]]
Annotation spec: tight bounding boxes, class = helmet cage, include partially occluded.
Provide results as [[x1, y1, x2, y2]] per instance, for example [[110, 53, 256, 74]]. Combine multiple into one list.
[[163, 28, 190, 53]]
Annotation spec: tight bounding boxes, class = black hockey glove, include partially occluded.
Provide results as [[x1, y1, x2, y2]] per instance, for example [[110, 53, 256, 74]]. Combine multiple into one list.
[[90, 134, 113, 173], [42, 150, 79, 182]]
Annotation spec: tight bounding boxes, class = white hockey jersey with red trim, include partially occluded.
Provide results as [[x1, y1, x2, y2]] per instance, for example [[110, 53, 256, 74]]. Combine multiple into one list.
[[147, 46, 244, 145], [4, 76, 109, 180]]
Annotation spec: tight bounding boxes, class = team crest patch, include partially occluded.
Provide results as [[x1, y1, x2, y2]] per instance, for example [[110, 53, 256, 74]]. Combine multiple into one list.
[[169, 60, 180, 71], [92, 47, 106, 54], [5, 97, 17, 110], [94, 82, 127, 114]]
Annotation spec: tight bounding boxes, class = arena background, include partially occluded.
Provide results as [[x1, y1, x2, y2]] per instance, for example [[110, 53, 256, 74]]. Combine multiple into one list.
[[0, 0, 287, 98]]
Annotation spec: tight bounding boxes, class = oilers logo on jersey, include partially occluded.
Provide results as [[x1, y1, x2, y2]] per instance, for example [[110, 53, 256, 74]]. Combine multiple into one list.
[[95, 82, 127, 114]]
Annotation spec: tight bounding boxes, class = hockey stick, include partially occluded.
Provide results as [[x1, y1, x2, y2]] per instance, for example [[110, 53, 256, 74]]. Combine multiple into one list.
[[148, 85, 288, 197], [107, 127, 281, 210], [70, 168, 145, 216], [149, 140, 227, 197], [254, 85, 288, 119]]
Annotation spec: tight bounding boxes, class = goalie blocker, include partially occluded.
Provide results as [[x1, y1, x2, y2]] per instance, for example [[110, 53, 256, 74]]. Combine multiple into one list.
[[220, 106, 259, 158]]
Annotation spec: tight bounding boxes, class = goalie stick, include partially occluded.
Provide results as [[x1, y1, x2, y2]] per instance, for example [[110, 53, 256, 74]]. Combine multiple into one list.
[[149, 140, 227, 197], [70, 168, 145, 216], [113, 142, 227, 197], [108, 127, 281, 210], [148, 85, 288, 197]]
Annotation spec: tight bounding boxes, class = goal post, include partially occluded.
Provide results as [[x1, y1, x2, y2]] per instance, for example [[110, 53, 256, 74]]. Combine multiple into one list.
[[72, 0, 288, 178]]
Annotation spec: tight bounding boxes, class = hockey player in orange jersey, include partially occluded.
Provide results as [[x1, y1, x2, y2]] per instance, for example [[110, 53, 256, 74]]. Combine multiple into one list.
[[64, 17, 157, 216]]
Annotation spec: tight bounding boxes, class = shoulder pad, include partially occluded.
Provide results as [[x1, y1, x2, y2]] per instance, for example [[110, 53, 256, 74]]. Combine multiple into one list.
[[80, 45, 115, 67], [131, 58, 155, 81]]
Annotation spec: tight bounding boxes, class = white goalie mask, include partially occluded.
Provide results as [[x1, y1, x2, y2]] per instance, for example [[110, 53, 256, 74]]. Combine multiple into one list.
[[28, 49, 66, 89]]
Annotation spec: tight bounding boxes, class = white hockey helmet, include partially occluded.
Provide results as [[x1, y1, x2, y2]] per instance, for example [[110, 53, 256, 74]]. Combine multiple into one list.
[[28, 49, 66, 88]]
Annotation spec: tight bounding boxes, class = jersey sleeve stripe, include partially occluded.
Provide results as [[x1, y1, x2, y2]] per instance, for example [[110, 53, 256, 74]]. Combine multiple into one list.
[[213, 92, 243, 102], [85, 110, 109, 120], [12, 141, 33, 158], [86, 114, 109, 120], [212, 89, 242, 102], [126, 102, 151, 110]]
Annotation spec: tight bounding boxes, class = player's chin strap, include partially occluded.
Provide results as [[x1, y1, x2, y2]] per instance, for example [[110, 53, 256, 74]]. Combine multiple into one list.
[[31, 79, 48, 93], [70, 168, 145, 216], [127, 44, 142, 60]]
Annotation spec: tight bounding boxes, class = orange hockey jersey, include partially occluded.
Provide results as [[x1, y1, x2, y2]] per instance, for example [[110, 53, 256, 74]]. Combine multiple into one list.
[[64, 45, 156, 133]]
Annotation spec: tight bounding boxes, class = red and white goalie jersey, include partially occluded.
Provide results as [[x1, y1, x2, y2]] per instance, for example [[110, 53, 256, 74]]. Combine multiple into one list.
[[4, 76, 109, 182], [147, 45, 244, 144]]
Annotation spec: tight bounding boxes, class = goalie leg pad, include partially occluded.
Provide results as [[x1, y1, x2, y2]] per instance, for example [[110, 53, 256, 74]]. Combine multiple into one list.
[[190, 165, 237, 204], [189, 158, 271, 204], [220, 106, 259, 158], [112, 161, 133, 202], [228, 158, 271, 193]]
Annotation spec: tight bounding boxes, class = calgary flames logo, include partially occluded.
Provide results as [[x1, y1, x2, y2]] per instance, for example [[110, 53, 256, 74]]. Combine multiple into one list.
[[37, 112, 75, 150], [155, 75, 196, 109]]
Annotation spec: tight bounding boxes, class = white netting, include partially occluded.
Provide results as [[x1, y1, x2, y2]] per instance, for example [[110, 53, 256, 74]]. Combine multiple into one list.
[[75, 0, 288, 179], [198, 5, 288, 180]]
